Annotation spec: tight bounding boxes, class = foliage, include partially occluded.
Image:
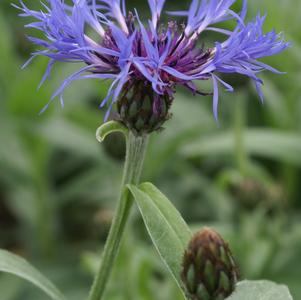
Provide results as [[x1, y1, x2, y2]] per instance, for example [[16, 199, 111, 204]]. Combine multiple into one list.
[[0, 0, 300, 299]]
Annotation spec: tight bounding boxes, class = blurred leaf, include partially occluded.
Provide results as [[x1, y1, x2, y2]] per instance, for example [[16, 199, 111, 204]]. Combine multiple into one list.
[[0, 114, 32, 177], [6, 58, 53, 117], [182, 129, 301, 166], [0, 11, 17, 90], [0, 276, 23, 300], [227, 280, 293, 300], [37, 118, 101, 158], [144, 93, 215, 178], [260, 77, 291, 128], [128, 183, 191, 298], [0, 250, 66, 300]]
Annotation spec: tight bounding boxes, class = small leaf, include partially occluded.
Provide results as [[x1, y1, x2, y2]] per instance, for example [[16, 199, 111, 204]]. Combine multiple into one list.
[[0, 250, 66, 300], [127, 184, 192, 297], [96, 120, 128, 143], [227, 280, 293, 300]]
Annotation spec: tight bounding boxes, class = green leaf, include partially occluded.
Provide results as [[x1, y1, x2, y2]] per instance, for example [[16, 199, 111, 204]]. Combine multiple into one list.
[[227, 280, 293, 300], [127, 183, 192, 297], [139, 183, 192, 245], [38, 118, 102, 158], [96, 121, 128, 143], [0, 250, 66, 300], [181, 129, 301, 166]]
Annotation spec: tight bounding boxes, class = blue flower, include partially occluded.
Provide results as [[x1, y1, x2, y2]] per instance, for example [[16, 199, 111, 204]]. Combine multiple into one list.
[[15, 0, 289, 126]]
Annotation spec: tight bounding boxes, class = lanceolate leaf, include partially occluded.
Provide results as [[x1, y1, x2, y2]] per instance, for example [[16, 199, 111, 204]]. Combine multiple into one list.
[[227, 280, 293, 300], [127, 184, 192, 298], [0, 250, 66, 300], [139, 182, 192, 245]]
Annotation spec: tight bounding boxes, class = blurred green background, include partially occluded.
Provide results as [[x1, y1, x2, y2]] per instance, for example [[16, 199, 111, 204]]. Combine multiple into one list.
[[0, 0, 301, 299]]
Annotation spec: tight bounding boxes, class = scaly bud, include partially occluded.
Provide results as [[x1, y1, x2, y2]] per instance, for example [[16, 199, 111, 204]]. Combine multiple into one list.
[[181, 228, 239, 300], [117, 80, 173, 135]]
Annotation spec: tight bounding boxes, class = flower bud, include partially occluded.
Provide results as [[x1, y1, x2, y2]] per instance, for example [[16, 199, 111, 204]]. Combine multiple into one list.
[[117, 80, 173, 135], [181, 228, 239, 300]]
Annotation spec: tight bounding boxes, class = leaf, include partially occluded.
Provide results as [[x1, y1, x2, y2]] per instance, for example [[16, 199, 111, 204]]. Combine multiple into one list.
[[96, 120, 128, 143], [139, 183, 192, 245], [227, 280, 293, 300], [181, 129, 301, 166], [0, 250, 66, 300], [38, 118, 101, 158], [127, 184, 192, 297], [0, 276, 23, 300]]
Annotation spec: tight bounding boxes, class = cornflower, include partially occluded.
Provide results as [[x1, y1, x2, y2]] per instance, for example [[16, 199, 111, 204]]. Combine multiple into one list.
[[15, 0, 289, 133]]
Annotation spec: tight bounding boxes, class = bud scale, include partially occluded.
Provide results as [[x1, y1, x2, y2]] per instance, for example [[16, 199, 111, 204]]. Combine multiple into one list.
[[117, 80, 173, 135]]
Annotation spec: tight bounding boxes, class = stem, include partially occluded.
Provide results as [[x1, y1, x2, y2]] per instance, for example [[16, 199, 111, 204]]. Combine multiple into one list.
[[88, 131, 149, 300]]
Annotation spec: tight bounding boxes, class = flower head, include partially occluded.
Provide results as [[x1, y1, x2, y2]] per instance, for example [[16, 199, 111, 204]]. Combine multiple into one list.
[[16, 0, 289, 134], [182, 228, 239, 300]]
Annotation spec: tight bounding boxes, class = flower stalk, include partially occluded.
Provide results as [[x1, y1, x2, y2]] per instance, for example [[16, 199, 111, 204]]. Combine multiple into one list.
[[88, 130, 149, 300]]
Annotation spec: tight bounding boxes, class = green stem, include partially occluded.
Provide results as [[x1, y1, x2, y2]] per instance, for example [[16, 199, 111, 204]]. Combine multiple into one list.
[[88, 131, 149, 300]]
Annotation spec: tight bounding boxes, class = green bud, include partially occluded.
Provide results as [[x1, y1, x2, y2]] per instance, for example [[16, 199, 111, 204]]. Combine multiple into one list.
[[117, 80, 173, 135], [181, 228, 239, 300]]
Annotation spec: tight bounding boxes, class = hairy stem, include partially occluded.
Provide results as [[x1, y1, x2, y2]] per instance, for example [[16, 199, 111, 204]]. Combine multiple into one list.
[[88, 131, 149, 300]]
